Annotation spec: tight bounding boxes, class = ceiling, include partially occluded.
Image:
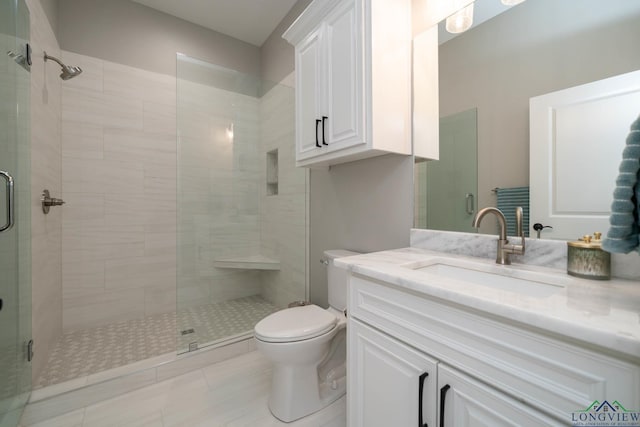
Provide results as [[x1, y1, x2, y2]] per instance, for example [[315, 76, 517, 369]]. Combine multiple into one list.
[[131, 0, 299, 46]]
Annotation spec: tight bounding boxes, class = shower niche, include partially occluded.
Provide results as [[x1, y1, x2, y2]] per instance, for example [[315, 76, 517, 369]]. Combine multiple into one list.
[[266, 149, 278, 196]]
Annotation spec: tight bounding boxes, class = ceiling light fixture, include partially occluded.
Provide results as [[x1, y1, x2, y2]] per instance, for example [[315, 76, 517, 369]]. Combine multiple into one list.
[[445, 2, 475, 34], [501, 0, 526, 6]]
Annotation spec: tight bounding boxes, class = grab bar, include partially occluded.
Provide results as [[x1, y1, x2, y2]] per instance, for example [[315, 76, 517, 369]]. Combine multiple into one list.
[[0, 170, 15, 233]]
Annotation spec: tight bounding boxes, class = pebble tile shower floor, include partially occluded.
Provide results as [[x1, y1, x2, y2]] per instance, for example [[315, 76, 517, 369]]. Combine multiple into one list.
[[36, 296, 278, 388]]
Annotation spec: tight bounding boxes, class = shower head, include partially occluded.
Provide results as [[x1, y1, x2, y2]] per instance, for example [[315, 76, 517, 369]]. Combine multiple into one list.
[[60, 65, 83, 80], [44, 52, 83, 80]]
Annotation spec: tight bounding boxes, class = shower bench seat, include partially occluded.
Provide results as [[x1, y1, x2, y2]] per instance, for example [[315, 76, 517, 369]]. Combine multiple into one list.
[[214, 254, 281, 270]]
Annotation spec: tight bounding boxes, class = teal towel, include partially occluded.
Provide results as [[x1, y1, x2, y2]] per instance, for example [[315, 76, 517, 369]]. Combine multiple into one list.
[[602, 114, 640, 254], [496, 187, 529, 237]]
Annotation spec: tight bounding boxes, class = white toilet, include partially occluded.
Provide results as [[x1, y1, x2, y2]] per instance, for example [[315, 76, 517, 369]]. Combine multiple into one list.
[[254, 249, 359, 422]]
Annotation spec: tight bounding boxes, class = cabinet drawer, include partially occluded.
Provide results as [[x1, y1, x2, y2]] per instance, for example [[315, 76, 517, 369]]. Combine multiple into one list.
[[349, 274, 640, 422]]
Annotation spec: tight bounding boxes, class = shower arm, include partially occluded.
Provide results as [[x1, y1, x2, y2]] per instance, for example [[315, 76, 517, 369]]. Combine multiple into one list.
[[44, 52, 65, 68]]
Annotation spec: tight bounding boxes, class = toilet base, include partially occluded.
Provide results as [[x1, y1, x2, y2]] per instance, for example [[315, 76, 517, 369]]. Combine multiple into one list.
[[268, 362, 346, 423]]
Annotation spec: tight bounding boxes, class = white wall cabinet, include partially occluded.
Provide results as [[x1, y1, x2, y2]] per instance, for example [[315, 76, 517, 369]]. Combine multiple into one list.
[[347, 274, 639, 426], [283, 0, 412, 168]]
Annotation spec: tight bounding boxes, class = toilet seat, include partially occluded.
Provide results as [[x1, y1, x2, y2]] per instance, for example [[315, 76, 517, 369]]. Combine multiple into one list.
[[255, 305, 338, 343]]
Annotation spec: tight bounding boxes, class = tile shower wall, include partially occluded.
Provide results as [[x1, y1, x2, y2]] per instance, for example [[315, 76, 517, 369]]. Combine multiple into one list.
[[177, 77, 262, 308], [59, 54, 304, 330], [259, 78, 307, 308], [60, 51, 177, 332], [27, 0, 63, 383]]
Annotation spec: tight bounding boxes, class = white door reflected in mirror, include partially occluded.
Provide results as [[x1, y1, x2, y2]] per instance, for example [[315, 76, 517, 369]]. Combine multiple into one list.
[[530, 69, 640, 240]]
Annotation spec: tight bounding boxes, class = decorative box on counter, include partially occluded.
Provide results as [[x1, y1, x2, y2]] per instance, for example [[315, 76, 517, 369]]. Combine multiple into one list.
[[567, 232, 611, 280]]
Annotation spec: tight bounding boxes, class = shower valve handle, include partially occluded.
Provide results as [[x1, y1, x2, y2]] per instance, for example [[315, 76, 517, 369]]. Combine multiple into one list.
[[41, 189, 65, 214]]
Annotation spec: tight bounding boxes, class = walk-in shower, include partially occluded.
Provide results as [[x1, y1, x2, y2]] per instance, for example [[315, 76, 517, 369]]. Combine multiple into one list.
[[30, 52, 306, 390]]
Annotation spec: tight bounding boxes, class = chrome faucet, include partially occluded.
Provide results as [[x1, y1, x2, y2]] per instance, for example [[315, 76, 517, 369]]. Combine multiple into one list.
[[472, 207, 525, 265]]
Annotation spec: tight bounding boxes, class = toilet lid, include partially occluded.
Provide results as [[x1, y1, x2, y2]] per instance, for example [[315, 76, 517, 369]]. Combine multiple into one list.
[[254, 305, 338, 343]]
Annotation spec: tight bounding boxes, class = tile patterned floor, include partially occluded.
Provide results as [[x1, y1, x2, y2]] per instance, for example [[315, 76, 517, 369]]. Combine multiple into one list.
[[0, 346, 19, 402], [22, 351, 346, 427], [36, 296, 279, 388], [177, 296, 279, 353]]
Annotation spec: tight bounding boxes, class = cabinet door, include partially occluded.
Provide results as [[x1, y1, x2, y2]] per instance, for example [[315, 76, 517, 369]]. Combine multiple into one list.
[[348, 319, 438, 427], [295, 27, 324, 161], [323, 0, 364, 150], [438, 365, 559, 427]]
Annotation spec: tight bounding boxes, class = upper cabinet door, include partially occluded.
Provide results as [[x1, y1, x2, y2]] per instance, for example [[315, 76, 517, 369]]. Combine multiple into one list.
[[530, 70, 640, 240], [283, 0, 411, 168], [323, 0, 364, 149], [295, 27, 324, 161]]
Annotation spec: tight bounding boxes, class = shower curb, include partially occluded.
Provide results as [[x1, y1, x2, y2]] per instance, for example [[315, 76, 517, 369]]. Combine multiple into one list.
[[20, 337, 256, 425]]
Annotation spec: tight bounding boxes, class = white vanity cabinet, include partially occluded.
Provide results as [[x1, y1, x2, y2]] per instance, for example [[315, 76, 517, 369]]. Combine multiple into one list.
[[348, 319, 438, 427], [437, 365, 559, 426], [347, 274, 640, 426], [283, 0, 412, 168]]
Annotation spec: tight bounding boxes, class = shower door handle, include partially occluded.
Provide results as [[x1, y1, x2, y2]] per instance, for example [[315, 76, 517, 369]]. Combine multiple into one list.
[[0, 170, 15, 233], [465, 193, 474, 215]]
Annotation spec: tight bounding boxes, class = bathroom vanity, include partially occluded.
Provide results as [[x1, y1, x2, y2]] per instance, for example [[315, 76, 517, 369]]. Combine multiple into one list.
[[337, 234, 640, 426]]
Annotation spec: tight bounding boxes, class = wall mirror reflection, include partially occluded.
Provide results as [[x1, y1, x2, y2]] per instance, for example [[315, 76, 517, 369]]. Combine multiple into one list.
[[414, 0, 640, 239]]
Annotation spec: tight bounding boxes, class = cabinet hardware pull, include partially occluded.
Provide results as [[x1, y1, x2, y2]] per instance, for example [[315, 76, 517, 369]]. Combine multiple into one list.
[[322, 116, 328, 145], [0, 170, 15, 233], [439, 384, 450, 427], [315, 119, 321, 148], [418, 372, 429, 427]]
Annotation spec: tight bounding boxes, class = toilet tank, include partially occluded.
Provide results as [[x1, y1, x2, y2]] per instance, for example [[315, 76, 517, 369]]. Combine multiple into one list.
[[324, 249, 360, 311]]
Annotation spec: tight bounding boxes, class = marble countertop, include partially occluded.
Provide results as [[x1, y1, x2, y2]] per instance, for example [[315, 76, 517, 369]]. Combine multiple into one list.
[[335, 247, 640, 360]]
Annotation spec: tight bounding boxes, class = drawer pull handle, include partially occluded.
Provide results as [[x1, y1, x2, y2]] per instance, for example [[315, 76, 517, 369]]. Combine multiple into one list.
[[439, 384, 450, 427], [315, 119, 321, 148], [418, 372, 429, 427]]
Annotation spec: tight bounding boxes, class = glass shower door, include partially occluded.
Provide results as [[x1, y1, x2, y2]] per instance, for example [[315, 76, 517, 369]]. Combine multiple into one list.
[[0, 0, 32, 426], [422, 108, 478, 232]]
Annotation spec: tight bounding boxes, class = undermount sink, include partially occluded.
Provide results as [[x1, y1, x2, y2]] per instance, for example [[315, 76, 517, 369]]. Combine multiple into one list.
[[406, 259, 567, 298]]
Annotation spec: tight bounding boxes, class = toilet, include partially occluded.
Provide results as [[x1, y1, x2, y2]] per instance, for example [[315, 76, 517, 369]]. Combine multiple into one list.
[[254, 249, 359, 422]]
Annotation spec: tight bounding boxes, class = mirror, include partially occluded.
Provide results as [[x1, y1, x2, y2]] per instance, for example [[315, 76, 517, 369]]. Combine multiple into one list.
[[414, 0, 640, 237]]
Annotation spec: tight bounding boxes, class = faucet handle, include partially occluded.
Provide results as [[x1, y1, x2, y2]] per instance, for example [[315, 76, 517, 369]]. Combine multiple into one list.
[[515, 207, 523, 237], [507, 206, 526, 256]]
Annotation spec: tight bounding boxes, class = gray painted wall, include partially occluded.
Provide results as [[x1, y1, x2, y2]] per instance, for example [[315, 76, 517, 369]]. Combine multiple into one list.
[[39, 0, 58, 36], [438, 0, 640, 218], [260, 0, 312, 85], [310, 156, 413, 307], [57, 0, 260, 77]]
